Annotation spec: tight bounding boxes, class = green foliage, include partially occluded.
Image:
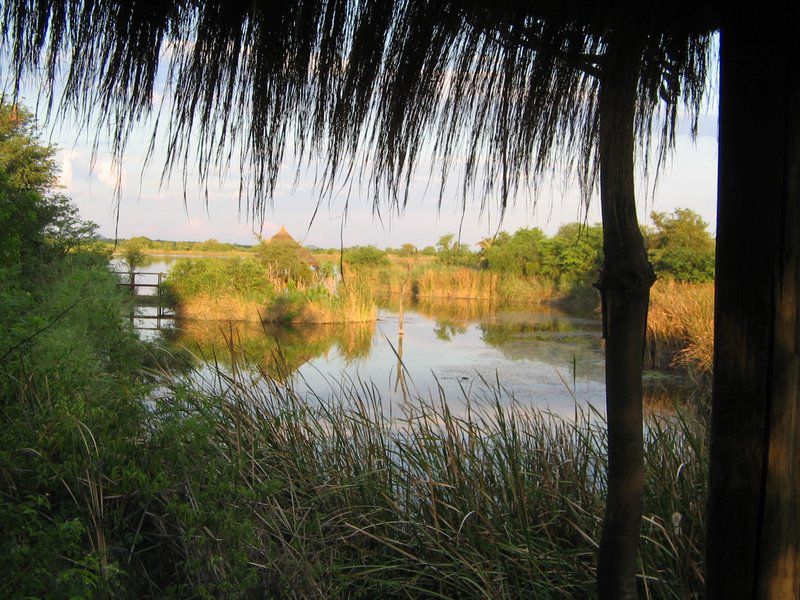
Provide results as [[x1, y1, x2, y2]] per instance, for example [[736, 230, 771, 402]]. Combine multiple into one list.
[[0, 103, 261, 597], [256, 239, 314, 282], [397, 242, 418, 256], [545, 223, 604, 285], [0, 103, 101, 275], [343, 245, 389, 267], [436, 233, 476, 266], [122, 241, 146, 274], [481, 228, 548, 276], [166, 258, 275, 302], [648, 209, 715, 282], [0, 104, 58, 193], [197, 238, 238, 252]]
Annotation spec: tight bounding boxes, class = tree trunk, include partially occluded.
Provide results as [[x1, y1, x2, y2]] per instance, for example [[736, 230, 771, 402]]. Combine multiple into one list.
[[706, 8, 800, 598], [595, 34, 655, 600]]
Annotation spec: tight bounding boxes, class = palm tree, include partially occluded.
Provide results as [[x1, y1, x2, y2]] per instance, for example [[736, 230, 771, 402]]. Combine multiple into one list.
[[3, 1, 797, 596]]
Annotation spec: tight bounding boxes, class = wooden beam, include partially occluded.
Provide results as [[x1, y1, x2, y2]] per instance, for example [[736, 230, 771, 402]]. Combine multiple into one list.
[[706, 7, 800, 598]]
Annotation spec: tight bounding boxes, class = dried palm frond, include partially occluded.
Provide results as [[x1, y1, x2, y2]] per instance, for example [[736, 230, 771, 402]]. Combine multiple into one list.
[[1, 1, 716, 220]]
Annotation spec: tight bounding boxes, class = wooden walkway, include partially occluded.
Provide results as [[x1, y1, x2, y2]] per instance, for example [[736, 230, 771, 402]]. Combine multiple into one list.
[[114, 271, 175, 328]]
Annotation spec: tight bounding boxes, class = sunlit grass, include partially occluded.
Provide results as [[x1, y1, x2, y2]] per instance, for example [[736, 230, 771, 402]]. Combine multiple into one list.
[[647, 281, 714, 377]]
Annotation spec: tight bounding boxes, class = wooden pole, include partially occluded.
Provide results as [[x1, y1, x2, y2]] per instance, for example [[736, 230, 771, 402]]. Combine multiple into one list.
[[706, 7, 800, 597]]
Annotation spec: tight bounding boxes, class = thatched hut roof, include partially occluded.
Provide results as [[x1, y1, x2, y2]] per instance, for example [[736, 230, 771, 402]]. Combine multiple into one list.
[[267, 226, 318, 267]]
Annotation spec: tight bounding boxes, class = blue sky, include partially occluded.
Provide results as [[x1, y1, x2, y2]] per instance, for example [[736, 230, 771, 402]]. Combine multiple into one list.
[[30, 84, 718, 250]]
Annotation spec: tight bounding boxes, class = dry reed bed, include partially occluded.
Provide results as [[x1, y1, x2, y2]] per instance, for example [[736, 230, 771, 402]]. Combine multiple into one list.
[[647, 281, 715, 375], [415, 268, 500, 300]]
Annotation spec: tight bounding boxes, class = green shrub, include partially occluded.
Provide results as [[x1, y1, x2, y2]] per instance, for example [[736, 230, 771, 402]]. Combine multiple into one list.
[[166, 258, 274, 302], [343, 245, 389, 267], [647, 209, 715, 283]]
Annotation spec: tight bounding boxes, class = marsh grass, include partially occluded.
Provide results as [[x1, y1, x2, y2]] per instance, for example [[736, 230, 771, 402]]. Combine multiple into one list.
[[148, 346, 707, 599], [646, 281, 714, 377], [166, 258, 376, 323], [415, 266, 499, 300]]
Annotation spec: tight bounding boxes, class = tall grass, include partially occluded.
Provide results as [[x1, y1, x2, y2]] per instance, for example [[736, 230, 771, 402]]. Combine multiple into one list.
[[166, 258, 376, 323], [147, 348, 708, 599], [647, 281, 714, 377], [366, 263, 558, 306], [415, 267, 500, 300]]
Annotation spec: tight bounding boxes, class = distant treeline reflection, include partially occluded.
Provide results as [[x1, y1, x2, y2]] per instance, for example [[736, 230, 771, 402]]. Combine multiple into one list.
[[173, 320, 374, 380]]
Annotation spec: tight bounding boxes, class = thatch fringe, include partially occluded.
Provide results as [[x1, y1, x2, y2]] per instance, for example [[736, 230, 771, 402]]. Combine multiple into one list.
[[1, 1, 714, 220]]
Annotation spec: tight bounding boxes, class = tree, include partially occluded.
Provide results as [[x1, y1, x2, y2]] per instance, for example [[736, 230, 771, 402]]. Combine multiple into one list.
[[482, 228, 549, 276], [648, 209, 715, 282], [342, 246, 389, 268], [256, 240, 314, 283], [436, 233, 475, 266], [122, 241, 145, 277], [0, 103, 96, 274], [0, 104, 58, 194], [398, 243, 418, 257], [546, 223, 604, 285]]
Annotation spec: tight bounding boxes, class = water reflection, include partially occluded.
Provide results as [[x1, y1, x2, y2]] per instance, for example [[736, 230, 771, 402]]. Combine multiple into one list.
[[120, 257, 697, 415], [170, 320, 375, 381]]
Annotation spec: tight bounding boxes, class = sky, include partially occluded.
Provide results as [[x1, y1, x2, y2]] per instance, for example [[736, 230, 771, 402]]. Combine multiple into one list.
[[30, 81, 718, 250]]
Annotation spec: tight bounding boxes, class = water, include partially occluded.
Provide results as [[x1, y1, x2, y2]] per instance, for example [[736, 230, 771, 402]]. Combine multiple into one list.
[[120, 254, 694, 416]]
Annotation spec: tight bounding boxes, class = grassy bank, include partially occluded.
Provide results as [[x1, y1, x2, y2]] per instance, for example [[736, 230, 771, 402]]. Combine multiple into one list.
[[359, 262, 561, 306], [165, 258, 376, 324], [646, 281, 715, 377]]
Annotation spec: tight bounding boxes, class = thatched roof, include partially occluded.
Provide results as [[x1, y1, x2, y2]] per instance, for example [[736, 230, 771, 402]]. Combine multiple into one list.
[[1, 2, 715, 219], [268, 225, 318, 266], [269, 225, 296, 244]]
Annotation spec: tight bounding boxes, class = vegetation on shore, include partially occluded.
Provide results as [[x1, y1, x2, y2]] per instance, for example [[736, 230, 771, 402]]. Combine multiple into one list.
[[160, 219, 715, 377], [647, 281, 715, 377], [165, 257, 376, 324]]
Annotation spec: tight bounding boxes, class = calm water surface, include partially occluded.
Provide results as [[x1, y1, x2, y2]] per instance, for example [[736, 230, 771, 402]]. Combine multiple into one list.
[[119, 254, 691, 416]]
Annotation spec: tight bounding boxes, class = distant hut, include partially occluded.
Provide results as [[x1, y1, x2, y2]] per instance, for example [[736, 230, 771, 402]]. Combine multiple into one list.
[[267, 225, 318, 269]]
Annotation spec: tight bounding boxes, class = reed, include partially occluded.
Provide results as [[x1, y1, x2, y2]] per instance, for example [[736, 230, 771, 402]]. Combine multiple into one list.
[[415, 267, 500, 300], [149, 350, 707, 599], [646, 281, 715, 376], [166, 258, 377, 323]]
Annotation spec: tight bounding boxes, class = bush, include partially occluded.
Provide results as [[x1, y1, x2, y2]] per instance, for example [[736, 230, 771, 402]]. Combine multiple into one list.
[[648, 209, 715, 283], [256, 240, 314, 282], [343, 246, 389, 267]]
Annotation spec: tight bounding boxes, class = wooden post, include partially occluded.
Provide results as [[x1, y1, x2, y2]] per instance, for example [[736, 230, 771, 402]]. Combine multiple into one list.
[[157, 272, 163, 329], [706, 7, 800, 598]]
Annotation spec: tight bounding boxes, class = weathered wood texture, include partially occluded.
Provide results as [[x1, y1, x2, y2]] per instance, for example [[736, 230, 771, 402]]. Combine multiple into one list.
[[706, 8, 800, 598]]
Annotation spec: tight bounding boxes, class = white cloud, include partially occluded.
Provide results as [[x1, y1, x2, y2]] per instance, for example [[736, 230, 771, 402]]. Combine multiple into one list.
[[94, 157, 127, 189], [57, 151, 73, 187]]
